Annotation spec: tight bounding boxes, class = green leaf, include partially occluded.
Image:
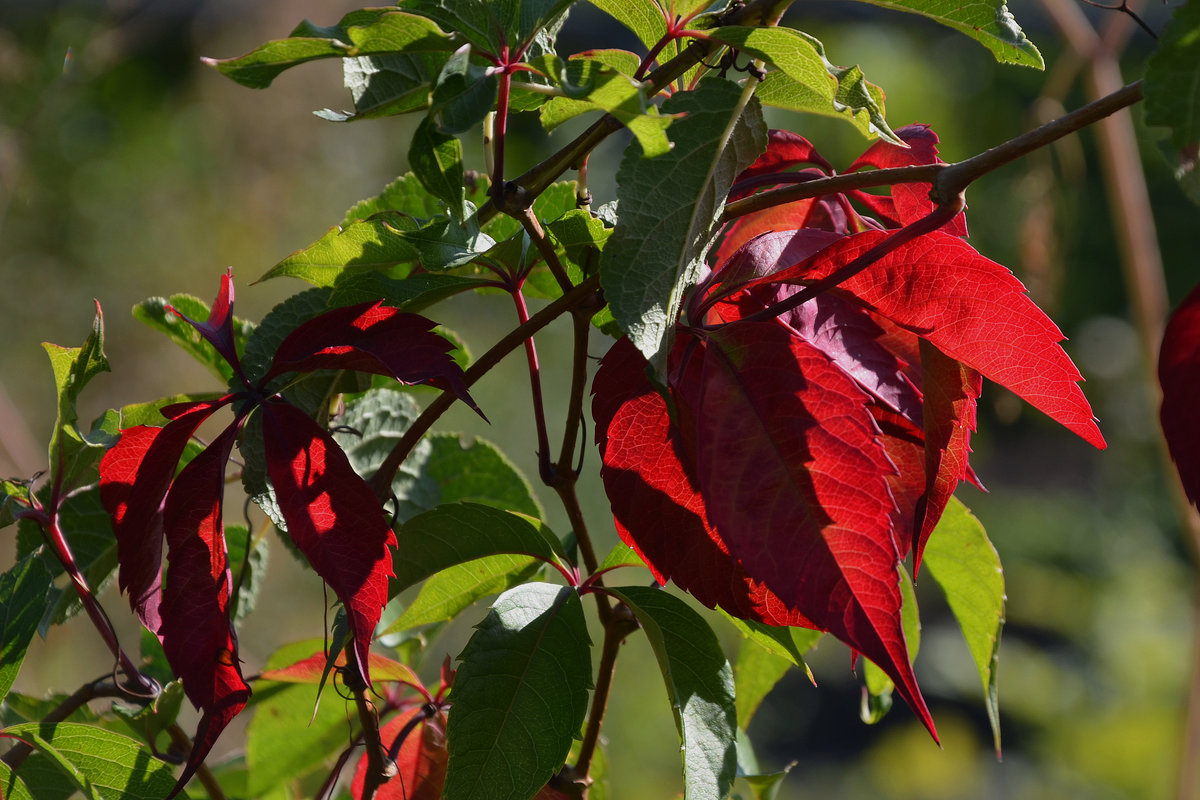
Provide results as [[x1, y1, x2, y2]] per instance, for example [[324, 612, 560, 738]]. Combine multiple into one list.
[[609, 586, 738, 800], [133, 294, 254, 383], [3, 722, 178, 800], [539, 54, 673, 156], [1146, 0, 1200, 150], [410, 116, 467, 216], [733, 639, 790, 731], [319, 51, 449, 122], [401, 0, 576, 54], [246, 644, 357, 796], [861, 564, 919, 724], [710, 27, 899, 144], [420, 433, 543, 517], [111, 680, 185, 754], [1, 480, 28, 529], [241, 288, 333, 383], [721, 616, 821, 674], [258, 213, 423, 287], [329, 270, 491, 313], [739, 763, 794, 800], [923, 495, 1005, 753], [16, 487, 117, 633], [391, 503, 567, 596], [0, 762, 33, 800], [225, 524, 269, 623], [404, 211, 497, 270], [444, 583, 592, 800], [430, 45, 498, 135], [42, 304, 112, 493], [0, 555, 52, 700], [586, 0, 668, 50], [384, 553, 543, 632], [846, 0, 1042, 67], [600, 77, 767, 379], [204, 9, 452, 89], [598, 541, 645, 573]]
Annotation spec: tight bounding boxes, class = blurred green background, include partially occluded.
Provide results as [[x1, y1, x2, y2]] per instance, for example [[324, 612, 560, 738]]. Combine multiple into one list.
[[1, 1, 1197, 798]]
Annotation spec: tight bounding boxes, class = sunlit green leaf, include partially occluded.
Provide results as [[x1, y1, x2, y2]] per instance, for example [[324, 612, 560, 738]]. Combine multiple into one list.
[[860, 565, 919, 724], [586, 0, 668, 50], [410, 117, 467, 216], [733, 638, 789, 730], [845, 0, 1042, 67], [258, 213, 423, 287], [923, 496, 1005, 752], [384, 553, 542, 633]]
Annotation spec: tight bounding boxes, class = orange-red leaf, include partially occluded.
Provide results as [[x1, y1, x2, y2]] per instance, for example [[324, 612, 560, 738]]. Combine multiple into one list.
[[352, 707, 448, 800]]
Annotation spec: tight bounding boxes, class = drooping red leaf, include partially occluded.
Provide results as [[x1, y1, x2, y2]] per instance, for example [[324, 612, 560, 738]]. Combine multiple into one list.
[[870, 404, 927, 555], [263, 301, 482, 418], [591, 337, 815, 628], [846, 124, 969, 237], [351, 707, 448, 800], [159, 422, 250, 799], [167, 268, 244, 379], [767, 229, 1106, 449], [1159, 282, 1200, 506], [260, 650, 424, 690], [699, 229, 842, 320], [730, 130, 834, 197], [914, 340, 982, 571], [261, 399, 397, 688], [99, 398, 232, 632], [685, 320, 934, 737]]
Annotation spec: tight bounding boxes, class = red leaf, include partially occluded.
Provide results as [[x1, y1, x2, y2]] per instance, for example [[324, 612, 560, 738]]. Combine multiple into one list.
[[99, 398, 232, 632], [352, 707, 448, 800], [914, 340, 982, 571], [687, 321, 934, 736], [1160, 282, 1200, 506], [260, 650, 424, 690], [846, 124, 969, 237], [263, 302, 482, 418], [168, 268, 243, 379], [768, 229, 1106, 449], [159, 422, 250, 799], [261, 399, 397, 687], [592, 337, 815, 627]]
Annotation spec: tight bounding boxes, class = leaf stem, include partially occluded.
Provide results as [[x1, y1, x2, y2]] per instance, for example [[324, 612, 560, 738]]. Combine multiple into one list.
[[490, 60, 512, 203], [574, 601, 639, 781], [346, 647, 395, 800], [723, 80, 1145, 222], [519, 208, 574, 294], [370, 275, 602, 498]]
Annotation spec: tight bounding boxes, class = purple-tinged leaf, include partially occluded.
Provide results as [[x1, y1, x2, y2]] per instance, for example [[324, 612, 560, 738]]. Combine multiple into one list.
[[261, 400, 396, 688], [159, 422, 249, 799], [99, 398, 233, 632], [167, 269, 245, 383], [263, 301, 482, 418]]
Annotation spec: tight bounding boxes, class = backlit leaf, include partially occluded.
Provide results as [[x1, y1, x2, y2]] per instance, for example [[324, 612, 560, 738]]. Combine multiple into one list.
[[133, 295, 254, 383], [42, 303, 111, 494], [385, 554, 542, 632], [0, 555, 52, 699], [258, 213, 423, 287], [769, 230, 1105, 449], [846, 0, 1043, 67], [923, 496, 1004, 752], [261, 400, 396, 687], [352, 706, 448, 800]]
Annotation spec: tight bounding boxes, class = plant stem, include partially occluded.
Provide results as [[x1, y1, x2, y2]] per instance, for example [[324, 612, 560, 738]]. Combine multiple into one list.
[[722, 80, 1146, 222], [575, 601, 639, 781], [490, 62, 511, 203], [346, 647, 394, 800], [370, 275, 601, 498], [519, 208, 574, 294], [513, 288, 555, 483]]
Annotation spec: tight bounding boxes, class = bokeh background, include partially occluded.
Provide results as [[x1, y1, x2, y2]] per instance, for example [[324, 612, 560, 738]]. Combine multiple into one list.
[[1, 1, 1197, 798]]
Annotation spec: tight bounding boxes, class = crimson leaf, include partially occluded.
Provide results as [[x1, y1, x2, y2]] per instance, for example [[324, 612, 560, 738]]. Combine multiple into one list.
[[682, 320, 934, 735], [261, 399, 397, 687], [767, 229, 1105, 449], [99, 398, 233, 632], [262, 300, 482, 417], [1160, 282, 1200, 505], [351, 707, 448, 800], [159, 423, 249, 799]]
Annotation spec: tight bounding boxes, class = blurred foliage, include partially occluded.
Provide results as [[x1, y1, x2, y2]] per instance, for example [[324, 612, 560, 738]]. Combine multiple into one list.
[[1, 1, 1197, 799]]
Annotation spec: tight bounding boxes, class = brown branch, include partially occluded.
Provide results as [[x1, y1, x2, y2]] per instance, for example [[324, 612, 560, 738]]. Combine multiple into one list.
[[722, 80, 1145, 222], [345, 648, 394, 800], [370, 275, 602, 498]]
